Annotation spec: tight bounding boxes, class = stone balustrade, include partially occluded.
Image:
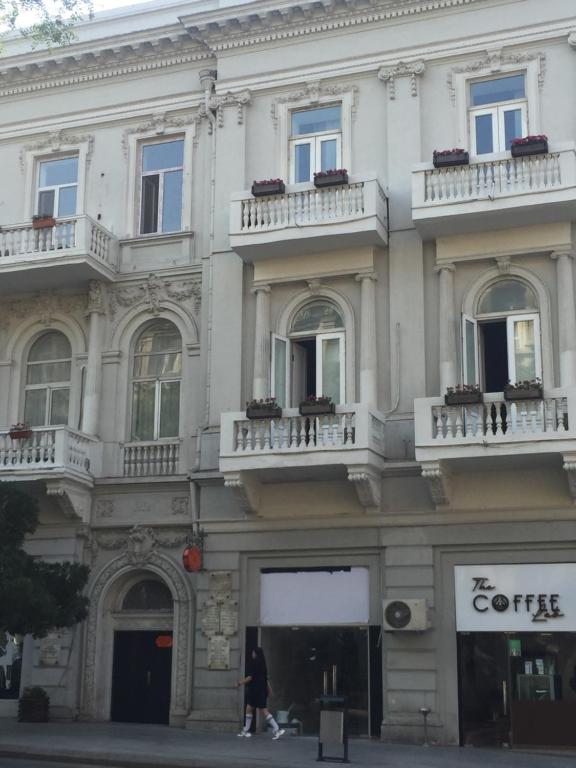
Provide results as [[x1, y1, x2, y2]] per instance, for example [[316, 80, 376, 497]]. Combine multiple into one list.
[[123, 440, 182, 477], [0, 426, 96, 478]]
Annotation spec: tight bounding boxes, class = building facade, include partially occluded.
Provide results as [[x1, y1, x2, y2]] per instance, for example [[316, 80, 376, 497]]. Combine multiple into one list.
[[1, 0, 576, 748]]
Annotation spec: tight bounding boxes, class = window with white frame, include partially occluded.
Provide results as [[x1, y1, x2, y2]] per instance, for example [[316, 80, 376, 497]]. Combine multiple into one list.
[[37, 156, 78, 217], [463, 279, 541, 392], [131, 321, 182, 441], [289, 105, 342, 183], [24, 331, 71, 426], [272, 300, 345, 407], [469, 74, 527, 155], [139, 139, 184, 235]]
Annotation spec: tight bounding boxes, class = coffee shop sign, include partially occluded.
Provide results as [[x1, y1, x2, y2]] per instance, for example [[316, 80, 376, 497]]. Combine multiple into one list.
[[470, 576, 564, 623]]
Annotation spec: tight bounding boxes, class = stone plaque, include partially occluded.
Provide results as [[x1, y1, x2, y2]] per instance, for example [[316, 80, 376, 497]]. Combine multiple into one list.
[[201, 600, 220, 637], [39, 632, 62, 666], [209, 571, 232, 600], [219, 603, 238, 637], [208, 635, 230, 670]]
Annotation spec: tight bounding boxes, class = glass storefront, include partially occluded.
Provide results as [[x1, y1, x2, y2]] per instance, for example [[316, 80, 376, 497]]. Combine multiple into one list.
[[0, 634, 23, 699]]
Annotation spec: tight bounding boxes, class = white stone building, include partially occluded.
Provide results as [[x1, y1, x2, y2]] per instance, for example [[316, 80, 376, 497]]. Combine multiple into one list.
[[1, 0, 576, 748]]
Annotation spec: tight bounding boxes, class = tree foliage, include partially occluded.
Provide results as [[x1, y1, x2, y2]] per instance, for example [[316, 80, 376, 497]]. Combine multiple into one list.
[[0, 483, 89, 638], [1, 0, 93, 49]]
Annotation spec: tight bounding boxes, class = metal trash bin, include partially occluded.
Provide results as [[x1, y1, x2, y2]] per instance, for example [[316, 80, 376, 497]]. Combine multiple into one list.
[[317, 695, 349, 763]]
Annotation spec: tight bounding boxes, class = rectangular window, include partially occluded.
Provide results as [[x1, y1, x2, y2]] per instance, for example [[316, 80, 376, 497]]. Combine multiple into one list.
[[37, 156, 78, 217], [140, 139, 184, 235], [289, 105, 342, 183], [469, 74, 527, 155]]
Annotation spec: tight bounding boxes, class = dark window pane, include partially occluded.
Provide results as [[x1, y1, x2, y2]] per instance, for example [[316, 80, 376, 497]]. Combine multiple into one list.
[[131, 382, 156, 440], [27, 361, 71, 385], [291, 106, 341, 136], [28, 332, 71, 362], [37, 190, 55, 217], [475, 113, 494, 154], [162, 170, 183, 233], [123, 580, 173, 610], [24, 389, 47, 426], [49, 388, 70, 425], [470, 75, 525, 107], [143, 140, 184, 172], [159, 381, 180, 438], [39, 157, 78, 187], [504, 109, 523, 149], [141, 175, 159, 234]]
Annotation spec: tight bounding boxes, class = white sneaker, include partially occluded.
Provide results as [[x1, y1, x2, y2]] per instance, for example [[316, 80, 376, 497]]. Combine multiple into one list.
[[272, 729, 285, 740], [237, 730, 251, 738]]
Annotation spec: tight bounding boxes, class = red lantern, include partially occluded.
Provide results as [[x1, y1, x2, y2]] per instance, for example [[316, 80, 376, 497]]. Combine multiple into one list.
[[155, 635, 173, 649], [183, 544, 202, 572]]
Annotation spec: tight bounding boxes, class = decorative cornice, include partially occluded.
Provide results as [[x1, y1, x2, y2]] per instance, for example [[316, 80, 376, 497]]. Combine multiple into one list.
[[0, 38, 212, 99], [109, 272, 202, 319], [121, 112, 197, 158], [271, 80, 358, 128], [378, 60, 425, 99], [19, 129, 94, 172], [184, 0, 489, 53], [447, 49, 546, 104]]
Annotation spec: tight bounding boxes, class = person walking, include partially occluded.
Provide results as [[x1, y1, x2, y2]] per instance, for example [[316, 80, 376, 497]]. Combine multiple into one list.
[[237, 647, 285, 740]]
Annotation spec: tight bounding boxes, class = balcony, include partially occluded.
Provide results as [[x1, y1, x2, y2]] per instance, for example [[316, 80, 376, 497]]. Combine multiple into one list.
[[0, 215, 118, 292], [229, 174, 388, 261], [122, 440, 184, 478], [412, 145, 576, 238], [414, 389, 576, 504], [220, 404, 386, 513], [0, 426, 100, 520]]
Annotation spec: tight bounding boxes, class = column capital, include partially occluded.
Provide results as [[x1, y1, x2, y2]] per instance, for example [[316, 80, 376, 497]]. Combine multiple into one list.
[[355, 271, 377, 284], [86, 280, 107, 316], [550, 249, 575, 261], [433, 262, 455, 275], [250, 283, 271, 296]]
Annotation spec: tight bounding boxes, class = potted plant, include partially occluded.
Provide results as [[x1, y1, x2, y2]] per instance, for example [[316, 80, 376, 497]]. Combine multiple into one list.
[[504, 379, 543, 401], [298, 395, 335, 416], [251, 179, 286, 197], [313, 169, 349, 188], [511, 135, 549, 158], [32, 214, 56, 230], [444, 384, 482, 406], [246, 398, 282, 420], [9, 422, 33, 440], [432, 148, 469, 169], [18, 686, 49, 723]]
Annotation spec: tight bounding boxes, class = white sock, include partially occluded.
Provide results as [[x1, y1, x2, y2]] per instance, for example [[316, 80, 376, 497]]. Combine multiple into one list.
[[243, 713, 253, 732], [266, 713, 279, 731]]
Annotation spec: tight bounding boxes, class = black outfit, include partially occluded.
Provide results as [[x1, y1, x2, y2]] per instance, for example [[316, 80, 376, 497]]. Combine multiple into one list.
[[246, 658, 268, 708]]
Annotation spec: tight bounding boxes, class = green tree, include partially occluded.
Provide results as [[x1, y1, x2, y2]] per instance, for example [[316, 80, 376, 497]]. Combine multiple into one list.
[[0, 482, 89, 638], [1, 0, 93, 49]]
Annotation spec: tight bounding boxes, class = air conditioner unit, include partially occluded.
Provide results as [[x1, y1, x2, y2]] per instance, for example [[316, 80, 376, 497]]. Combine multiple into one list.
[[382, 599, 429, 631]]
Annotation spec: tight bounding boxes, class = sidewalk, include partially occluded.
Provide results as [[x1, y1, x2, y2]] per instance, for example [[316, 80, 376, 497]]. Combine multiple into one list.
[[0, 721, 575, 768]]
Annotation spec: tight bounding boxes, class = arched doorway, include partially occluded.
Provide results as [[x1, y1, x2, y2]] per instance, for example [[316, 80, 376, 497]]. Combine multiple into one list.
[[110, 577, 174, 725]]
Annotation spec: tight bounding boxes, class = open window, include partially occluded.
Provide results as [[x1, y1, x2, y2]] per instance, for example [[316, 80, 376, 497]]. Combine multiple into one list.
[[272, 300, 345, 407], [463, 279, 541, 393]]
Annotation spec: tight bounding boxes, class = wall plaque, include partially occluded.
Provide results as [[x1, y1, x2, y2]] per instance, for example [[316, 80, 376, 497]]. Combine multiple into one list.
[[208, 635, 230, 670]]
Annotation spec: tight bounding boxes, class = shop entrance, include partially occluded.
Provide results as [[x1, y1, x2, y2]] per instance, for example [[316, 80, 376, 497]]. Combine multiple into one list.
[[111, 631, 172, 724], [458, 632, 576, 747]]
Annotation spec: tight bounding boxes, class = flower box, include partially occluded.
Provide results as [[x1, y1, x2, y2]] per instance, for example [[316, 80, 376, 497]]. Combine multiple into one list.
[[251, 180, 285, 197], [313, 170, 349, 188], [444, 391, 483, 406], [504, 386, 543, 402], [511, 136, 548, 158], [9, 423, 33, 440], [246, 399, 282, 419], [32, 215, 56, 230], [433, 150, 469, 169], [299, 401, 336, 416]]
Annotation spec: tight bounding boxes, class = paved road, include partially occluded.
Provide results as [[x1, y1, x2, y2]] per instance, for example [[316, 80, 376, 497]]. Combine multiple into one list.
[[0, 762, 105, 768]]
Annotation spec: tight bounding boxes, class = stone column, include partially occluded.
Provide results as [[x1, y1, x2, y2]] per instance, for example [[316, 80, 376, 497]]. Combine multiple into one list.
[[356, 272, 378, 406], [251, 284, 271, 400], [552, 250, 576, 387], [435, 263, 457, 394], [82, 280, 106, 436]]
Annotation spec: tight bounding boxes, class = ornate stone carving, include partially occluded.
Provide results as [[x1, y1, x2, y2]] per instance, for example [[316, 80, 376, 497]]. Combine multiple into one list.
[[495, 256, 512, 275], [87, 281, 107, 316], [45, 479, 91, 523], [81, 551, 194, 720], [201, 571, 237, 671], [121, 112, 197, 158], [271, 81, 358, 128], [223, 471, 260, 515], [109, 273, 202, 320], [447, 51, 546, 104], [171, 497, 189, 516], [3, 291, 86, 325], [421, 461, 451, 506], [378, 61, 425, 100], [94, 499, 114, 519], [347, 466, 381, 509], [19, 130, 94, 171]]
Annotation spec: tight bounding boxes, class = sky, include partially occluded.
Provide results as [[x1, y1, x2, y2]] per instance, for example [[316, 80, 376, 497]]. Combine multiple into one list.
[[93, 0, 152, 11]]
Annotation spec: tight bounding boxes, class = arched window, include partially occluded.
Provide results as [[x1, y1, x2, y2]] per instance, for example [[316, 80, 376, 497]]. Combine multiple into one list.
[[122, 580, 173, 611], [24, 331, 71, 426], [272, 300, 345, 407], [464, 278, 541, 392], [131, 321, 182, 441]]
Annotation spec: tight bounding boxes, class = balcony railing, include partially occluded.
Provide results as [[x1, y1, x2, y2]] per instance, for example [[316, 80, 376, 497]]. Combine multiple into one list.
[[229, 174, 388, 260], [411, 145, 576, 237], [0, 215, 118, 270], [0, 426, 96, 477], [123, 440, 181, 477], [415, 390, 576, 463]]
